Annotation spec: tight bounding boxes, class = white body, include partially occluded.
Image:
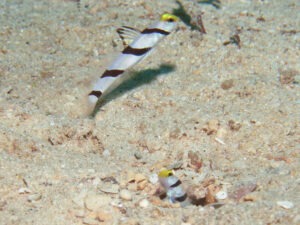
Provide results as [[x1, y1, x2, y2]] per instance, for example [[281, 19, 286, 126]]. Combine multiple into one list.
[[159, 175, 187, 204], [88, 18, 178, 110]]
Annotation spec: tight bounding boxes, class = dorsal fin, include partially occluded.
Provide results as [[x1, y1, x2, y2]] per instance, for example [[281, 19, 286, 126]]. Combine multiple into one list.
[[116, 26, 141, 47]]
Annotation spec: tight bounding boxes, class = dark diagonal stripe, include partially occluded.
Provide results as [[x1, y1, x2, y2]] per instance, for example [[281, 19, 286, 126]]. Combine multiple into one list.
[[141, 28, 170, 35], [170, 180, 182, 188], [122, 46, 151, 56], [175, 193, 188, 202], [102, 69, 124, 78], [89, 90, 102, 98]]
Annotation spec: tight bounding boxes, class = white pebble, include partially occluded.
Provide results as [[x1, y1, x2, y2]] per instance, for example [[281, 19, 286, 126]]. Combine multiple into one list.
[[73, 209, 85, 218], [139, 199, 149, 208], [215, 190, 228, 200], [102, 149, 111, 157], [88, 168, 96, 174], [119, 189, 132, 201], [18, 187, 32, 194], [92, 177, 101, 186], [277, 201, 294, 209], [27, 193, 42, 202], [149, 173, 158, 184], [100, 184, 119, 194]]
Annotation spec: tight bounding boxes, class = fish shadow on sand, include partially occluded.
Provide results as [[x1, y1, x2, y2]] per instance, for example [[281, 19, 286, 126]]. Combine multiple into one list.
[[172, 0, 199, 31], [91, 63, 175, 116]]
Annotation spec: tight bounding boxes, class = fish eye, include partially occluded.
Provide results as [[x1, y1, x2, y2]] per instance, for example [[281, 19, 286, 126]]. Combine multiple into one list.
[[167, 172, 173, 176], [167, 18, 174, 22]]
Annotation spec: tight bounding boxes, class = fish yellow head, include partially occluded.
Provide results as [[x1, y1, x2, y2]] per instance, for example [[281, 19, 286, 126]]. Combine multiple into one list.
[[160, 13, 179, 23], [158, 169, 173, 178]]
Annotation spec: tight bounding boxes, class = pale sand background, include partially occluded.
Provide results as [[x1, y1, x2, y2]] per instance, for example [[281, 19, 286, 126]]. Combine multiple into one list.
[[0, 0, 299, 224]]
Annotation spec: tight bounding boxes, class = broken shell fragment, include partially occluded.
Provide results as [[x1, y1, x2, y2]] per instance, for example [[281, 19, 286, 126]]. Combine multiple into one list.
[[277, 201, 294, 209]]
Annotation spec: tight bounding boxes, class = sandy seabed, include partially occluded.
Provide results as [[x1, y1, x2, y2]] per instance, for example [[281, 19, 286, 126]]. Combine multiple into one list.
[[0, 0, 299, 224]]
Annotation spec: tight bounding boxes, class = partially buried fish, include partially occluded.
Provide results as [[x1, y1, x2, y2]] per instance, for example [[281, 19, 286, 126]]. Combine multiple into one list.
[[158, 169, 189, 205], [88, 13, 179, 113]]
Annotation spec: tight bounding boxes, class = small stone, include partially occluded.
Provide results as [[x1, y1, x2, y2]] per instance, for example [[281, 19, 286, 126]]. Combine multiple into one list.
[[126, 171, 136, 183], [97, 211, 112, 222], [205, 185, 217, 204], [216, 127, 227, 139], [221, 79, 234, 90], [88, 168, 96, 174], [243, 193, 259, 202], [228, 120, 241, 131], [102, 149, 110, 157], [168, 161, 183, 170], [85, 194, 112, 211], [18, 187, 32, 194], [132, 173, 148, 191], [203, 119, 220, 135], [188, 151, 202, 171], [135, 173, 146, 182], [127, 182, 137, 191], [134, 152, 142, 159], [139, 199, 150, 208], [137, 180, 147, 190], [149, 173, 158, 184], [215, 190, 228, 200], [99, 183, 119, 194], [101, 176, 118, 184], [277, 201, 294, 209], [27, 193, 42, 202], [208, 120, 219, 130], [120, 189, 132, 201], [169, 127, 181, 139], [73, 209, 85, 218]]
